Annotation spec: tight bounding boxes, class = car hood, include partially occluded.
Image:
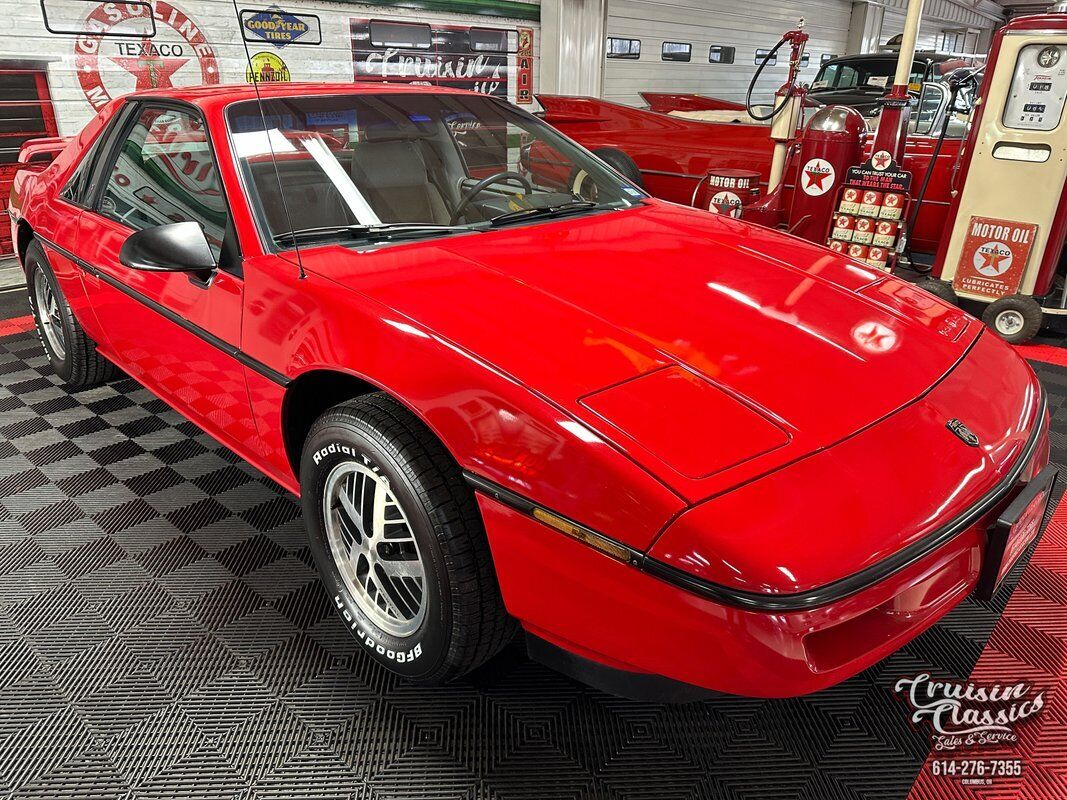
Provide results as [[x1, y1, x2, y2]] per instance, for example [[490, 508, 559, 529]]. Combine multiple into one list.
[[304, 201, 978, 502]]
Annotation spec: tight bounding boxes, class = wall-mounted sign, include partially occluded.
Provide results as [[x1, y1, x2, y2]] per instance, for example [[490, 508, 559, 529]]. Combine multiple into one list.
[[350, 19, 512, 98], [246, 51, 291, 83], [73, 1, 218, 110], [953, 216, 1039, 299], [241, 6, 321, 48], [516, 27, 533, 104]]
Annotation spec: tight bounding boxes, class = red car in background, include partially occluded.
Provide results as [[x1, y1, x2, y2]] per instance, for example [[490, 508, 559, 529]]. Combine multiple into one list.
[[8, 83, 1052, 699], [536, 92, 964, 255]]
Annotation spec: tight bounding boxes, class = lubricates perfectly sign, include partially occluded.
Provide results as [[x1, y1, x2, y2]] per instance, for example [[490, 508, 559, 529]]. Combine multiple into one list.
[[953, 216, 1039, 300]]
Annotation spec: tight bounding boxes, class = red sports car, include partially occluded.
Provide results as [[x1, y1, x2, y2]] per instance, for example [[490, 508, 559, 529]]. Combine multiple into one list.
[[8, 83, 1053, 700]]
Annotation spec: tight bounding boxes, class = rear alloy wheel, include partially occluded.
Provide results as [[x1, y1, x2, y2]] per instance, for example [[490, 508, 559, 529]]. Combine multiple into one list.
[[982, 295, 1044, 344], [300, 394, 513, 683], [25, 239, 115, 387]]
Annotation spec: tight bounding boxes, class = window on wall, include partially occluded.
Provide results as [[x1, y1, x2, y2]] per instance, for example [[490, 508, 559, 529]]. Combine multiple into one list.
[[708, 45, 735, 64], [470, 27, 518, 53], [662, 42, 692, 62], [607, 37, 641, 59], [821, 53, 836, 64], [939, 31, 963, 52], [754, 48, 777, 66], [369, 20, 432, 49], [800, 53, 810, 67]]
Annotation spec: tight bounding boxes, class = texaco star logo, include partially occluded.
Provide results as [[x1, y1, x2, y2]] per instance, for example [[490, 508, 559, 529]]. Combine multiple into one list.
[[74, 2, 219, 110], [974, 241, 1013, 277], [872, 150, 893, 171], [801, 158, 835, 196], [852, 320, 898, 353], [709, 190, 743, 218]]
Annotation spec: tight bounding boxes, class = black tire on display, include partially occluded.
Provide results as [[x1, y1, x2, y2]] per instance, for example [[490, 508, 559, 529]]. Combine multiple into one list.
[[592, 147, 645, 188], [915, 278, 959, 306], [300, 393, 514, 683], [982, 295, 1044, 344], [25, 239, 116, 387]]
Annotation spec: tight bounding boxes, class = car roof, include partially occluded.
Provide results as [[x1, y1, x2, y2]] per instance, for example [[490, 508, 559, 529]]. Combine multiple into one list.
[[128, 82, 480, 113], [820, 52, 956, 66]]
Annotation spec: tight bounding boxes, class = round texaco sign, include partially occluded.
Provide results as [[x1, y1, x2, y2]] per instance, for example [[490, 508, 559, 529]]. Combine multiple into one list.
[[74, 2, 219, 111], [709, 190, 743, 218], [801, 158, 835, 196]]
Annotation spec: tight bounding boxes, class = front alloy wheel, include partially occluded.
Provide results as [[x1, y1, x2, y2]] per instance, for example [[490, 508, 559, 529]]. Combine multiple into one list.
[[323, 461, 426, 638], [301, 393, 513, 683]]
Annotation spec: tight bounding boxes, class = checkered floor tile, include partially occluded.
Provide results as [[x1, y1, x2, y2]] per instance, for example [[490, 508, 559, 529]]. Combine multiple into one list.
[[0, 327, 1063, 800]]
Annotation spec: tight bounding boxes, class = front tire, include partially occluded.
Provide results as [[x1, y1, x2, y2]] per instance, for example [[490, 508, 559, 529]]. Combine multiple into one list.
[[300, 394, 513, 683], [25, 239, 115, 387]]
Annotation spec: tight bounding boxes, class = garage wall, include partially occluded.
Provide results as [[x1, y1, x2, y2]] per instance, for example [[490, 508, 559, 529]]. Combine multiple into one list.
[[603, 0, 853, 106], [0, 0, 541, 137], [879, 0, 1000, 54]]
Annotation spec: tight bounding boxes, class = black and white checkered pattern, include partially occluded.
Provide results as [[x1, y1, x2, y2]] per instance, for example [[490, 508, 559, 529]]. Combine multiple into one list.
[[1, 326, 1064, 800]]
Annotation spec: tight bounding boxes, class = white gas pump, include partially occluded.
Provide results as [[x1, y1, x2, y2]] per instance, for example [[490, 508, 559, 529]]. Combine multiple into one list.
[[930, 11, 1067, 343]]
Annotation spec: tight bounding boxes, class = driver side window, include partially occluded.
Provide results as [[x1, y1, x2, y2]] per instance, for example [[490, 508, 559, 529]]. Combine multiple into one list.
[[99, 105, 228, 260]]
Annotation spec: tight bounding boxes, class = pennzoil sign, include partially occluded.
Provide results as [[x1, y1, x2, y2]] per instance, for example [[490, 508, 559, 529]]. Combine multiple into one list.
[[73, 1, 219, 110]]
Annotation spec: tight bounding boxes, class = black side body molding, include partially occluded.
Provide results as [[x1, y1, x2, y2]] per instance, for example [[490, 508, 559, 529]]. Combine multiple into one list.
[[37, 235, 290, 388]]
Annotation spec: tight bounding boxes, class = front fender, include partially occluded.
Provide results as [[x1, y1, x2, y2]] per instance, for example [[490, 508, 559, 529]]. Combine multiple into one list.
[[240, 255, 685, 550]]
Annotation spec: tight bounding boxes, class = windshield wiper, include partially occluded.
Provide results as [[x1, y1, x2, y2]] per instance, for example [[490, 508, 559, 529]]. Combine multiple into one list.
[[489, 200, 603, 227], [273, 222, 476, 246]]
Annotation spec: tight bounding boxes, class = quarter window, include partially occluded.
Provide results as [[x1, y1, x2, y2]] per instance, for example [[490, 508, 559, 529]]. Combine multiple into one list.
[[98, 106, 227, 260]]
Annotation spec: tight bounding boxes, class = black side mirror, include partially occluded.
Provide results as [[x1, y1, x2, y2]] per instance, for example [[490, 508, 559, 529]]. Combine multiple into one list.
[[119, 221, 216, 272]]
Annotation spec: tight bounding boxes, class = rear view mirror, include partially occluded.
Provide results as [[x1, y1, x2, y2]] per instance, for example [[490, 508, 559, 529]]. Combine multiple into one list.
[[119, 221, 216, 273], [913, 83, 949, 136]]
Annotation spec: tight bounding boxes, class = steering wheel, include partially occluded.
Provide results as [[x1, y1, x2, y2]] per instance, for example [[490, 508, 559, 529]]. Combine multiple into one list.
[[746, 37, 794, 122], [449, 171, 533, 225]]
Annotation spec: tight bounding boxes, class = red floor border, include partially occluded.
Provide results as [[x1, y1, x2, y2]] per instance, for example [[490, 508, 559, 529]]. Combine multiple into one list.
[[1012, 343, 1067, 368], [907, 493, 1067, 799], [0, 315, 34, 338]]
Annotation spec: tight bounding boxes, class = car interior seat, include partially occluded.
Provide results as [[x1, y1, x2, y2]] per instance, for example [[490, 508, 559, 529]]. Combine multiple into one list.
[[349, 139, 450, 224]]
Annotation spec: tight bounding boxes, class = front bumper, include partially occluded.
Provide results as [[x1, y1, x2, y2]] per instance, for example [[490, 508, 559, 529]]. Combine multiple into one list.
[[476, 411, 1051, 698]]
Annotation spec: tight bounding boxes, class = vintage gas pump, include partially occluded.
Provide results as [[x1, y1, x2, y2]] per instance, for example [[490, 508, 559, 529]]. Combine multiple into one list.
[[742, 23, 811, 228], [925, 12, 1067, 343]]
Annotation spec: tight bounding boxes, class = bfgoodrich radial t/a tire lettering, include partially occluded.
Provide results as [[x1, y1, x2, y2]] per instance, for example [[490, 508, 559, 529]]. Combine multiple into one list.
[[300, 393, 513, 683]]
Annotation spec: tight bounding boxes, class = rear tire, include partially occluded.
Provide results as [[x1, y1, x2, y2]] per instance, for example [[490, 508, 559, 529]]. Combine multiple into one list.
[[592, 147, 645, 189], [25, 239, 115, 387], [300, 393, 513, 683], [982, 295, 1044, 344]]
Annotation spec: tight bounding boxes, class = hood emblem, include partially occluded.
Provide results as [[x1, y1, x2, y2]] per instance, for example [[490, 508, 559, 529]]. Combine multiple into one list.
[[947, 419, 980, 447]]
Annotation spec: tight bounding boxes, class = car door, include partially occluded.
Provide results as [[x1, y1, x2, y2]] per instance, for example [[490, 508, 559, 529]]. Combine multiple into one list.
[[74, 101, 261, 456]]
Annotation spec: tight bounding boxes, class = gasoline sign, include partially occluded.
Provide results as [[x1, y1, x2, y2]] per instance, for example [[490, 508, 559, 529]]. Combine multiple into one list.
[[952, 216, 1039, 300]]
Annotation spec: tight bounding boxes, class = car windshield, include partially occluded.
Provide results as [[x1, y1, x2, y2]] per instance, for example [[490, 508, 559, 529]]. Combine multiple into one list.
[[811, 59, 928, 93], [227, 92, 644, 247]]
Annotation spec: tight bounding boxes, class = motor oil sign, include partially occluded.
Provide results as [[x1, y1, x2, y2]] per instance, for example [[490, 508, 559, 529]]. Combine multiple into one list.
[[952, 216, 1039, 299]]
